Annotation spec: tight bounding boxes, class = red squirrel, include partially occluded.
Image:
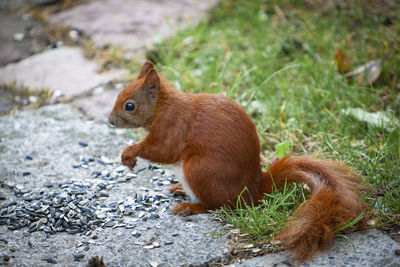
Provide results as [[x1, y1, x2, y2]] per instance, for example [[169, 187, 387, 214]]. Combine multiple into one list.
[[108, 61, 367, 262]]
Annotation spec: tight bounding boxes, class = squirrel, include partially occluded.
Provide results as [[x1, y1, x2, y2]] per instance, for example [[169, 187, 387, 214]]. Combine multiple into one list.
[[108, 61, 368, 262]]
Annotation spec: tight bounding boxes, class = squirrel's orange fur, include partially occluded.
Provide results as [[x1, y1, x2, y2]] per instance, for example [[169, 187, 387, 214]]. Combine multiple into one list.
[[108, 61, 367, 262]]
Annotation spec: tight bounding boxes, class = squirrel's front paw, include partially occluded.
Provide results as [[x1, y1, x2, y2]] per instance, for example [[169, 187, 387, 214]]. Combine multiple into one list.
[[169, 183, 186, 196], [121, 147, 137, 171]]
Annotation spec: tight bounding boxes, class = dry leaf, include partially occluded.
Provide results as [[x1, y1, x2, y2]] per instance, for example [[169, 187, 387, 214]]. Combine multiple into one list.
[[334, 49, 352, 74]]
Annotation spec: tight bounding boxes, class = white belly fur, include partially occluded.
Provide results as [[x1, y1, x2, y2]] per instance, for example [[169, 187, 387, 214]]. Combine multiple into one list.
[[170, 163, 200, 203]]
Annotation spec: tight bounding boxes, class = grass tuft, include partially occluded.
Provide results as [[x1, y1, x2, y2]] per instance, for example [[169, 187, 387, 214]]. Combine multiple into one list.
[[215, 182, 304, 242]]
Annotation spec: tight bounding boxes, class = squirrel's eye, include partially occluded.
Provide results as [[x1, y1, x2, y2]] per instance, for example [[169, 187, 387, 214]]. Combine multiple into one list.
[[125, 103, 135, 111]]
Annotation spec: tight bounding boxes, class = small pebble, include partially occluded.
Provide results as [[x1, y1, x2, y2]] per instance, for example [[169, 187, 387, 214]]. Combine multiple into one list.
[[29, 96, 38, 103], [52, 90, 64, 99], [130, 230, 141, 237], [69, 30, 79, 41], [13, 32, 25, 42], [16, 184, 24, 190]]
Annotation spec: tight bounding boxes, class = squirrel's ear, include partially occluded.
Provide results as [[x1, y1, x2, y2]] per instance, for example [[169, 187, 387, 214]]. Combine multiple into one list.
[[143, 68, 160, 102], [138, 61, 155, 79]]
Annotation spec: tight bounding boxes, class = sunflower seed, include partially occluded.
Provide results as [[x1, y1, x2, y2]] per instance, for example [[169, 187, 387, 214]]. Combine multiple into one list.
[[42, 257, 57, 264]]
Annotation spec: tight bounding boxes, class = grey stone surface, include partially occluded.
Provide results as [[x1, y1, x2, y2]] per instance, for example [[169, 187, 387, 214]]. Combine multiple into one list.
[[231, 229, 400, 267], [50, 0, 218, 59], [74, 87, 121, 122], [0, 0, 62, 11], [0, 12, 49, 66], [0, 47, 126, 97], [0, 104, 230, 266]]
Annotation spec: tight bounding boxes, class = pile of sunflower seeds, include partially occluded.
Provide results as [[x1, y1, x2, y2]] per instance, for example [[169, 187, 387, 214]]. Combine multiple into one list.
[[0, 155, 178, 235]]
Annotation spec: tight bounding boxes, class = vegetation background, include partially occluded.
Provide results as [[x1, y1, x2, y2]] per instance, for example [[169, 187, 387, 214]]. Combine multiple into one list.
[[145, 0, 400, 241]]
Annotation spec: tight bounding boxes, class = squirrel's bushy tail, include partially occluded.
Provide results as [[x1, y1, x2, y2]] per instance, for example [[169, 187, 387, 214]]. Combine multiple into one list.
[[262, 154, 368, 262]]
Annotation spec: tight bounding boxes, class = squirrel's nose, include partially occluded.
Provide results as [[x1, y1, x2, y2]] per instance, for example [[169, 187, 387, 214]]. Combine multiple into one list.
[[108, 115, 117, 126], [108, 115, 124, 128]]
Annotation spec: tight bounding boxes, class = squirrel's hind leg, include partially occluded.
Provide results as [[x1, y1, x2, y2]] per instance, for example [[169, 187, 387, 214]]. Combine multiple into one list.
[[172, 202, 207, 216]]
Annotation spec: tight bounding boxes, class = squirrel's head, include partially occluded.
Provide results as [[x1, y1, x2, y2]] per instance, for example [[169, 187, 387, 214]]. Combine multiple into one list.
[[108, 61, 160, 129]]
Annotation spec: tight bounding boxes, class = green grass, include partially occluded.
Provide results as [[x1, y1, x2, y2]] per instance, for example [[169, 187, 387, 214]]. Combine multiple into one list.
[[215, 182, 304, 242], [140, 0, 400, 240]]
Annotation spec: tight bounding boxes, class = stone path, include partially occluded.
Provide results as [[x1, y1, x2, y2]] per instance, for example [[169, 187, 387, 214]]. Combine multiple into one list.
[[0, 1, 399, 266], [0, 12, 49, 66], [230, 230, 400, 267], [50, 0, 218, 60], [0, 47, 126, 98]]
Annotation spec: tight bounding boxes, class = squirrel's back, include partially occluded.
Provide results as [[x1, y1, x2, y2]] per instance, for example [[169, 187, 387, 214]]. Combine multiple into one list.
[[186, 93, 260, 160]]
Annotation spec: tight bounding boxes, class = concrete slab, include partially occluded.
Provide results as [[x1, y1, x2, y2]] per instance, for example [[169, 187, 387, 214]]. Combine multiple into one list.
[[0, 47, 125, 98], [0, 0, 62, 11], [230, 229, 400, 267], [0, 12, 49, 66], [50, 0, 218, 59], [73, 87, 121, 122]]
